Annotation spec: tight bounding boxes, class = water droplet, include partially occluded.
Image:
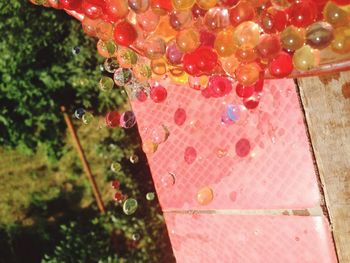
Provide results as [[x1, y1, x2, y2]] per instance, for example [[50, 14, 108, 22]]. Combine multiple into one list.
[[146, 192, 155, 201], [161, 172, 176, 187], [132, 233, 141, 241], [111, 162, 121, 173], [82, 112, 94, 125], [72, 46, 80, 55], [74, 108, 86, 119], [123, 198, 138, 215], [130, 154, 139, 164], [196, 186, 214, 205]]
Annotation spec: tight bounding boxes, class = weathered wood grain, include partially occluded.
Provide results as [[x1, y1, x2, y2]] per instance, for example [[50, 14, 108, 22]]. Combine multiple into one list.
[[298, 72, 350, 263]]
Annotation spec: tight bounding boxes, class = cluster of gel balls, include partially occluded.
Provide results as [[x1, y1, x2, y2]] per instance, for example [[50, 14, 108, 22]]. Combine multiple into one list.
[[31, 0, 349, 107]]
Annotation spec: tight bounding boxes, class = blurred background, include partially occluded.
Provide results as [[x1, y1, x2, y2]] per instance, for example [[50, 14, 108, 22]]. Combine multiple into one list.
[[0, 1, 174, 262]]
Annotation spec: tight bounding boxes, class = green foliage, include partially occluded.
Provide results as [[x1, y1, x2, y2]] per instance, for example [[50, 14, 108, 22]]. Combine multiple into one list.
[[0, 1, 122, 158]]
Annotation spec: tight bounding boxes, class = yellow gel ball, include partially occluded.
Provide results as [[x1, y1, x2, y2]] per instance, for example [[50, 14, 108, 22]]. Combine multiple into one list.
[[196, 186, 214, 205], [233, 21, 260, 49], [280, 26, 305, 51], [176, 28, 200, 52], [235, 62, 261, 86], [142, 140, 158, 154], [196, 0, 217, 10], [169, 68, 189, 84], [293, 45, 320, 71], [331, 26, 350, 54], [151, 58, 167, 75], [323, 2, 349, 28], [220, 55, 239, 76], [214, 28, 236, 57], [172, 0, 195, 10]]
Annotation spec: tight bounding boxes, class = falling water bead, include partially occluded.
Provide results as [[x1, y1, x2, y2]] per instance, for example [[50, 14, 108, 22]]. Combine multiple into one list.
[[293, 45, 320, 71], [74, 108, 86, 119], [120, 111, 136, 129], [111, 162, 122, 173], [113, 68, 133, 87], [105, 111, 121, 128], [132, 233, 141, 241], [160, 172, 176, 187], [103, 58, 120, 73], [72, 46, 80, 55], [123, 198, 138, 215], [146, 192, 155, 200], [130, 154, 139, 164], [196, 186, 213, 205], [99, 76, 114, 92], [235, 138, 251, 157], [306, 22, 334, 50], [184, 146, 197, 164], [82, 112, 94, 125]]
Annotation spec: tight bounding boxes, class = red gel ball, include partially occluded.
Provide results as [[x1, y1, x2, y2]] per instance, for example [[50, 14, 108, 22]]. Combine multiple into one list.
[[269, 51, 293, 78], [243, 95, 260, 109], [59, 0, 82, 10], [257, 34, 281, 60], [199, 30, 216, 48], [81, 0, 104, 19], [288, 0, 318, 27], [207, 75, 233, 98], [114, 192, 123, 201], [260, 7, 288, 33], [184, 146, 197, 164], [150, 85, 167, 103], [113, 21, 137, 46], [174, 108, 187, 126], [254, 77, 264, 92], [183, 53, 200, 76], [105, 111, 121, 128], [111, 180, 120, 189], [332, 0, 349, 5], [195, 46, 218, 73], [151, 0, 173, 12], [192, 4, 206, 19], [235, 138, 251, 157], [236, 84, 255, 98], [229, 1, 255, 26]]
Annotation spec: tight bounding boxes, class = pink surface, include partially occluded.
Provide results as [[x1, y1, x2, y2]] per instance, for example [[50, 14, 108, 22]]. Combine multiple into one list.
[[131, 79, 320, 210], [164, 214, 337, 263]]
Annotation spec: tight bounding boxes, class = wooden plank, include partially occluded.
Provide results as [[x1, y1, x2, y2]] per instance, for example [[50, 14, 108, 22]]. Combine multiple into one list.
[[297, 72, 350, 263]]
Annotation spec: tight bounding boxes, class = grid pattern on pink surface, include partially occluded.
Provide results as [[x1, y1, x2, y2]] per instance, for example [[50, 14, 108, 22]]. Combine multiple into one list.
[[164, 214, 337, 263], [131, 79, 320, 210]]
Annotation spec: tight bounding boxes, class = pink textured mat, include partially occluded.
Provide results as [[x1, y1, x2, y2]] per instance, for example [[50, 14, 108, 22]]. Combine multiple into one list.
[[131, 79, 320, 210], [164, 214, 337, 263]]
